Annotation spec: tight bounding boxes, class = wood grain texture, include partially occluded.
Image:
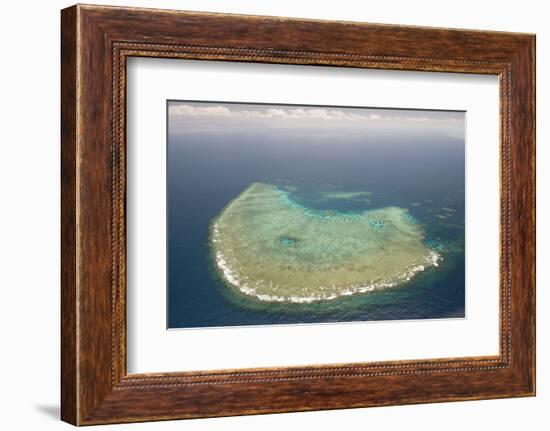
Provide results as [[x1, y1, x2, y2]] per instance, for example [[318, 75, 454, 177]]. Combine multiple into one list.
[[60, 4, 536, 425], [60, 6, 78, 425]]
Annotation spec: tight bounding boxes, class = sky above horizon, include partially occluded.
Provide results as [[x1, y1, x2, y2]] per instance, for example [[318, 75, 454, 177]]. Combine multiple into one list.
[[168, 101, 465, 141]]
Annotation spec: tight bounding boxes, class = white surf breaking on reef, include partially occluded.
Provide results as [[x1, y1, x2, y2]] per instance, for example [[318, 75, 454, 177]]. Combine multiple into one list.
[[212, 221, 441, 304]]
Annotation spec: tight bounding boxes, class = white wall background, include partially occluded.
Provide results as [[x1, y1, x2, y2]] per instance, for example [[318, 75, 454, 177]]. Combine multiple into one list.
[[0, 1, 546, 429]]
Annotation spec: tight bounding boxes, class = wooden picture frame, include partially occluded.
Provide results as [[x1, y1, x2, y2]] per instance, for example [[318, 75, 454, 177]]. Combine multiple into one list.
[[61, 4, 535, 425]]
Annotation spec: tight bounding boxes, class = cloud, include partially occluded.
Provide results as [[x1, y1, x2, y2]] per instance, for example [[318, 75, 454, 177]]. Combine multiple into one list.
[[168, 104, 393, 122], [168, 102, 465, 140], [169, 104, 233, 117]]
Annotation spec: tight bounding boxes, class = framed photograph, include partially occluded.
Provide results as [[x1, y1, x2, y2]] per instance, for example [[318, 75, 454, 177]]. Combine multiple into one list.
[[165, 100, 464, 329], [61, 4, 536, 425]]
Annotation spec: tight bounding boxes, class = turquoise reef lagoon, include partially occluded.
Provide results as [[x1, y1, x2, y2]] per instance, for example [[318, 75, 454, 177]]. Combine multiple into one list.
[[211, 183, 440, 303]]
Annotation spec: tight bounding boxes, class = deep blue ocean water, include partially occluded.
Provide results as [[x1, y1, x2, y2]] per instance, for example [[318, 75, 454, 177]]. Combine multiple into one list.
[[167, 130, 465, 328]]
